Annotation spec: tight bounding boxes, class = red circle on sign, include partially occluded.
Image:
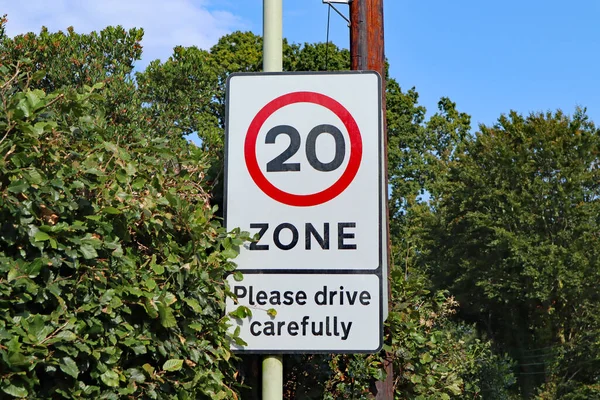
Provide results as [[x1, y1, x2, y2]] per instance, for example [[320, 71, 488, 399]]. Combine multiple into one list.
[[244, 91, 362, 207]]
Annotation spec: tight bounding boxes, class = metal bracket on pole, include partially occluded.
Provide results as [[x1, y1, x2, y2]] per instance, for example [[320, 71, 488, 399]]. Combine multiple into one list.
[[322, 0, 351, 27]]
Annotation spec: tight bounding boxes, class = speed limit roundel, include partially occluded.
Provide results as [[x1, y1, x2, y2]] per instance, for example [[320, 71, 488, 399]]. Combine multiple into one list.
[[244, 91, 363, 207]]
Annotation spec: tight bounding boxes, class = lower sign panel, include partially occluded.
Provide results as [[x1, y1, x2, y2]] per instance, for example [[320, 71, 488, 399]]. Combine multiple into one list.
[[226, 273, 382, 353]]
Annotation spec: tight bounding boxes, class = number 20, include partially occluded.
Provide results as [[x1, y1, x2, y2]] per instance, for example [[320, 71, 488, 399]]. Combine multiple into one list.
[[265, 124, 345, 172]]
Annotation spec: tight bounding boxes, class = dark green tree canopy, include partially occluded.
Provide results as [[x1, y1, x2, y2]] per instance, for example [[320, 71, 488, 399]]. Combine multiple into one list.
[[423, 109, 600, 396]]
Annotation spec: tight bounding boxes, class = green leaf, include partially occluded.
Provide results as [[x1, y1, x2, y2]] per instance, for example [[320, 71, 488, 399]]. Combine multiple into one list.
[[48, 330, 77, 343], [143, 298, 159, 319], [188, 323, 203, 331], [103, 141, 119, 153], [267, 308, 277, 317], [16, 98, 30, 118], [7, 180, 29, 193], [233, 270, 243, 282], [233, 336, 248, 347], [132, 179, 145, 190], [25, 169, 43, 185], [446, 383, 462, 396], [142, 363, 155, 377], [7, 268, 20, 282], [127, 368, 146, 383], [125, 163, 137, 176], [26, 90, 42, 110], [183, 298, 202, 313], [79, 244, 98, 259], [2, 384, 28, 398], [144, 278, 157, 290], [84, 168, 104, 176], [60, 357, 79, 378], [229, 305, 252, 319], [162, 359, 183, 372], [411, 333, 426, 344], [131, 345, 147, 355], [109, 296, 123, 309], [222, 247, 238, 259], [151, 263, 164, 275], [31, 70, 46, 81], [420, 352, 433, 364], [157, 302, 177, 328], [100, 369, 120, 387], [7, 351, 30, 367], [101, 207, 121, 215], [27, 315, 53, 343], [24, 259, 43, 277], [34, 231, 50, 242], [162, 292, 177, 305]]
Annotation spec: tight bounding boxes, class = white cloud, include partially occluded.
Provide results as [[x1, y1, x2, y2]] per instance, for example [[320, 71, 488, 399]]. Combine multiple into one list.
[[1, 0, 247, 66]]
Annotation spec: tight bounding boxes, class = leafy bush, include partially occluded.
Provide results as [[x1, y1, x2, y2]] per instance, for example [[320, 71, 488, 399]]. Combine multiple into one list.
[[279, 270, 519, 399], [384, 272, 517, 399], [0, 58, 245, 398]]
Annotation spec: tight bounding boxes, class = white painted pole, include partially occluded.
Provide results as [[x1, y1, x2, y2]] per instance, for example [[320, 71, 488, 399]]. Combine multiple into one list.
[[262, 1, 283, 400], [263, 0, 283, 73], [262, 354, 283, 400]]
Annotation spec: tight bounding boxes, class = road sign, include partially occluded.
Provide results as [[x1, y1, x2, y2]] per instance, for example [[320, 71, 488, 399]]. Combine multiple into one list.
[[225, 71, 384, 353], [225, 273, 380, 352]]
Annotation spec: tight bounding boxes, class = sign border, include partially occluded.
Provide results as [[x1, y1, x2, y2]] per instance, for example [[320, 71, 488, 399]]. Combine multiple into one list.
[[224, 71, 384, 354]]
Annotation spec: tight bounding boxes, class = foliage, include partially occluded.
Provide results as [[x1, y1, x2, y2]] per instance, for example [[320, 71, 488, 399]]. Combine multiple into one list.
[[387, 90, 470, 229], [278, 270, 518, 400], [0, 25, 248, 399], [386, 78, 427, 226], [136, 46, 222, 153], [386, 271, 517, 399], [384, 79, 518, 398], [422, 109, 600, 397], [0, 21, 142, 124]]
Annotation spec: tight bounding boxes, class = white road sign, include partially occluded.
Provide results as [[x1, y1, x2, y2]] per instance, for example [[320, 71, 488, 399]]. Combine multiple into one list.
[[225, 72, 384, 353]]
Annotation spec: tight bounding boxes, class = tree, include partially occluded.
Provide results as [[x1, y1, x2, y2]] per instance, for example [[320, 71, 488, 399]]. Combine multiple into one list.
[[136, 46, 222, 151], [423, 109, 600, 397], [0, 20, 142, 126]]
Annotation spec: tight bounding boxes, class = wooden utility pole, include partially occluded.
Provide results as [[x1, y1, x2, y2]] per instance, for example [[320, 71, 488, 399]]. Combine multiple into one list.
[[350, 0, 384, 73], [350, 0, 393, 399]]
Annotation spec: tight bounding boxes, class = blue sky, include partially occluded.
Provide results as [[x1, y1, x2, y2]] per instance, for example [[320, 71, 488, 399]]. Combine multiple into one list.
[[4, 0, 600, 128], [216, 0, 600, 128]]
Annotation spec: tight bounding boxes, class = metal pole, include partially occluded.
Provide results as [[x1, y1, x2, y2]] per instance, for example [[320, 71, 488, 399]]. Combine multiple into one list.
[[263, 0, 283, 73], [350, 0, 394, 398], [262, 1, 283, 400], [262, 354, 283, 400]]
